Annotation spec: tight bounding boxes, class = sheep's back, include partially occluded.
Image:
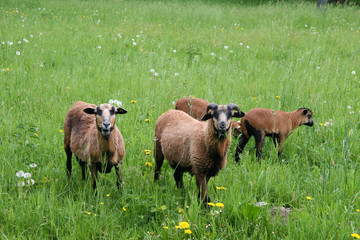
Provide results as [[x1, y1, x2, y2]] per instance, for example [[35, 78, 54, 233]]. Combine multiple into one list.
[[175, 97, 209, 120], [155, 110, 205, 167], [242, 108, 290, 134]]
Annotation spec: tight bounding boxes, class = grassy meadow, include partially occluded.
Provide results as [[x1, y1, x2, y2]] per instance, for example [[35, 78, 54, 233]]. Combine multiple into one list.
[[1, 0, 360, 238]]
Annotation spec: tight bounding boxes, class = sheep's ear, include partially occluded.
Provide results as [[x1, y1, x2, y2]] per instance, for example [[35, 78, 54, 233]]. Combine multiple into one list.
[[116, 107, 127, 114], [201, 112, 212, 121], [83, 108, 96, 114], [233, 111, 245, 118], [302, 109, 308, 115]]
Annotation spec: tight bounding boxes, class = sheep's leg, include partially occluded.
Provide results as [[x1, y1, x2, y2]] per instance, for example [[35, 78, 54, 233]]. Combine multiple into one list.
[[173, 167, 184, 188], [89, 163, 98, 190], [114, 162, 122, 189], [65, 145, 72, 181], [235, 135, 249, 163], [254, 131, 265, 159], [278, 135, 286, 157], [79, 159, 87, 181], [154, 141, 164, 181], [196, 175, 210, 206]]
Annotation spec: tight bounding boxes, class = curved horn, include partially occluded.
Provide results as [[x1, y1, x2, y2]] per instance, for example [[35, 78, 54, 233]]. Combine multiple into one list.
[[206, 103, 218, 113], [227, 103, 240, 112]]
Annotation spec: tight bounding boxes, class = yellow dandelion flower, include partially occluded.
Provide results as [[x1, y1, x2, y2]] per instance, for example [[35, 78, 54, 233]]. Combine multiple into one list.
[[356, 209, 360, 212], [67, 86, 71, 90], [207, 202, 215, 207], [175, 226, 180, 229], [351, 233, 360, 239], [87, 212, 91, 215], [253, 97, 257, 100], [179, 221, 190, 229], [215, 202, 225, 208], [100, 202, 104, 205], [6, 68, 10, 71], [184, 229, 192, 234], [178, 210, 182, 213], [122, 207, 126, 211], [59, 129, 63, 133], [131, 100, 136, 104], [306, 196, 312, 200], [163, 226, 169, 229], [276, 96, 280, 99], [145, 150, 151, 155], [145, 162, 152, 167], [216, 187, 227, 190], [106, 194, 110, 197], [140, 49, 143, 51], [145, 119, 150, 122], [320, 123, 325, 126], [94, 214, 97, 216], [83, 15, 86, 18], [34, 133, 38, 136]]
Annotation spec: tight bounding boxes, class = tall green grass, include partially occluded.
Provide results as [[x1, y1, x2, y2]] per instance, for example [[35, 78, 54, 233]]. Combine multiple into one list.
[[0, 0, 359, 239]]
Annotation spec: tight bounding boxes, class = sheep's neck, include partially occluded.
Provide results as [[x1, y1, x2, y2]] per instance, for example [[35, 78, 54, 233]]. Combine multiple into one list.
[[287, 111, 302, 132], [207, 120, 231, 159]]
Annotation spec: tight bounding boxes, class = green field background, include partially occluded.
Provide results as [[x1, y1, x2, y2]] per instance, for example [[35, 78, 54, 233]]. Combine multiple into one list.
[[0, 0, 359, 239]]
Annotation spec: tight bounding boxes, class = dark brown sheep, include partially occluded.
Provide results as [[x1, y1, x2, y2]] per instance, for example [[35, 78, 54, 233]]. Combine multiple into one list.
[[64, 101, 127, 190], [235, 108, 313, 161], [175, 97, 242, 137], [154, 103, 245, 206]]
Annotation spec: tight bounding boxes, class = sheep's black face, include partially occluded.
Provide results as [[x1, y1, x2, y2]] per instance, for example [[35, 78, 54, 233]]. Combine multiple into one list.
[[83, 104, 127, 137], [202, 103, 245, 137], [300, 108, 314, 127]]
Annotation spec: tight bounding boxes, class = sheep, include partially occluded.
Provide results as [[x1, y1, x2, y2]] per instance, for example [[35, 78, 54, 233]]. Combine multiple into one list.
[[64, 101, 127, 190], [234, 108, 313, 161], [154, 103, 245, 206], [175, 97, 242, 137]]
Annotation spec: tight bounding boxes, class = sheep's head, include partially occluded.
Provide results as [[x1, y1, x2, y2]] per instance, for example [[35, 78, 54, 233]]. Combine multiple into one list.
[[202, 103, 245, 137], [298, 108, 314, 127], [83, 103, 127, 137]]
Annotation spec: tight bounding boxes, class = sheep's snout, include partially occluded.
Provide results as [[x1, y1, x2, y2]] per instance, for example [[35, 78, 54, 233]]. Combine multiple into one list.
[[218, 121, 227, 133], [305, 120, 314, 127]]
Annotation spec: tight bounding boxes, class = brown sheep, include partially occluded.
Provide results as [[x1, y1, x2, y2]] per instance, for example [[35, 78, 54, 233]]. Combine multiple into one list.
[[64, 101, 127, 190], [175, 97, 242, 137], [154, 103, 245, 206], [235, 108, 313, 161]]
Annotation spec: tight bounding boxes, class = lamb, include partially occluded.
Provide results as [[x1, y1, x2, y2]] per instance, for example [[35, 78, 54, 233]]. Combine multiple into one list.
[[154, 103, 245, 206], [234, 108, 313, 161], [64, 101, 127, 190], [175, 97, 242, 137]]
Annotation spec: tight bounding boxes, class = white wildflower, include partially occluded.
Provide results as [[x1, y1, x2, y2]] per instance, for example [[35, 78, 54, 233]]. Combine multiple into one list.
[[230, 50, 233, 53], [173, 49, 177, 53], [316, 66, 320, 70], [23, 38, 29, 43], [350, 111, 354, 115], [23, 173, 31, 179], [210, 52, 215, 56], [30, 34, 34, 38], [224, 46, 229, 50], [351, 71, 356, 75], [154, 72, 159, 77], [305, 24, 308, 27], [136, 35, 140, 38], [246, 46, 250, 49], [18, 181, 25, 187], [240, 43, 243, 46], [16, 170, 24, 177], [16, 51, 21, 56], [97, 46, 101, 49], [150, 69, 155, 73], [29, 163, 37, 168], [132, 42, 136, 46], [18, 41, 21, 44], [118, 33, 122, 38], [27, 179, 35, 185], [175, 73, 179, 76], [8, 41, 13, 46], [347, 105, 351, 109]]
